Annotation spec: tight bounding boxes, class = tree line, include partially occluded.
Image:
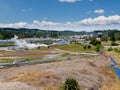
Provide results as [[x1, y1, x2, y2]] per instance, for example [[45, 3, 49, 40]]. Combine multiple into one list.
[[0, 28, 83, 39], [0, 28, 120, 40]]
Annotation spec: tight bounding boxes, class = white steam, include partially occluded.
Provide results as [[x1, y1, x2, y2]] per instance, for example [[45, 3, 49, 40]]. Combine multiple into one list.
[[11, 35, 48, 49]]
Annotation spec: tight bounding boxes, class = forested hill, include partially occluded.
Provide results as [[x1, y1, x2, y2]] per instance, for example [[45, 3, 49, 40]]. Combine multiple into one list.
[[0, 28, 119, 39], [0, 28, 85, 39]]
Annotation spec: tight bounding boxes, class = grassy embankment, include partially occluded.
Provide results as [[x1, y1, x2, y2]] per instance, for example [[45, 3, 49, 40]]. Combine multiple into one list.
[[0, 59, 13, 63], [0, 43, 99, 63], [55, 44, 96, 52], [26, 44, 96, 61]]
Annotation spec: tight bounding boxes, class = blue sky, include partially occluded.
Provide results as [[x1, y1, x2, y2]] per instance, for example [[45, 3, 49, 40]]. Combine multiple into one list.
[[0, 0, 120, 31]]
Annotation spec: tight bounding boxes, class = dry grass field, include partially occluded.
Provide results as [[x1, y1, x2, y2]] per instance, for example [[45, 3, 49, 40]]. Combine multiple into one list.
[[0, 53, 114, 90]]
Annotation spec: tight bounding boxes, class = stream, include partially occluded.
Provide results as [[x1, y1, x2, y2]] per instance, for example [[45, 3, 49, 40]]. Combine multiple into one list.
[[109, 57, 120, 79]]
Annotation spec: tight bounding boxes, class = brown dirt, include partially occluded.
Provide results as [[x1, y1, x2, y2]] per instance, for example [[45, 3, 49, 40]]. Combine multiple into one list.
[[0, 55, 111, 90]]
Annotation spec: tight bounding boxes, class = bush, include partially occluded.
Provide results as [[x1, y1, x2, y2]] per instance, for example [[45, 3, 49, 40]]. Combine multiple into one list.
[[96, 40, 101, 45], [108, 47, 113, 51], [90, 37, 101, 46], [83, 44, 91, 50], [96, 44, 103, 52], [83, 45, 87, 49], [111, 41, 119, 46], [61, 53, 70, 57], [101, 35, 108, 42], [110, 35, 116, 41], [62, 78, 80, 90], [114, 48, 119, 52], [88, 45, 91, 49]]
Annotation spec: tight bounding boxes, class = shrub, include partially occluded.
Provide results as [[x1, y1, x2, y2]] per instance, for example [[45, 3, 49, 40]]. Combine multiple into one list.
[[110, 35, 116, 41], [101, 35, 108, 42], [96, 44, 103, 52], [114, 48, 119, 52], [96, 40, 101, 45], [111, 41, 119, 46], [62, 78, 80, 90], [61, 53, 70, 57], [88, 45, 91, 49], [83, 44, 91, 50], [108, 47, 113, 51], [83, 45, 87, 49], [90, 37, 101, 46], [90, 37, 96, 45]]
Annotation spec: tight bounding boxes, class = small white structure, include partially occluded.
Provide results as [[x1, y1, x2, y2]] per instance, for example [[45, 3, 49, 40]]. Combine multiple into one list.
[[51, 39, 69, 45]]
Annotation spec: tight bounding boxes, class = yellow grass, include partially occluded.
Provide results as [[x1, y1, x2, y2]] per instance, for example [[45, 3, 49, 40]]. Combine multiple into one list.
[[99, 66, 120, 90], [8, 71, 57, 87]]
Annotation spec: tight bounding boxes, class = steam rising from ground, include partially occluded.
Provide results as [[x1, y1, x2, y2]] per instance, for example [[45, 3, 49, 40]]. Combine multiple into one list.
[[11, 35, 48, 49]]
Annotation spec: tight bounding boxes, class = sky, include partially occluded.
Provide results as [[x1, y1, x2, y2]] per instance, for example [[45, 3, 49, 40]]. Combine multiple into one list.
[[0, 0, 120, 31]]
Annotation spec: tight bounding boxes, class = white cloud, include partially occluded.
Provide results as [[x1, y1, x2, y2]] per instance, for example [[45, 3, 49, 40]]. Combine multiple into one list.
[[80, 15, 120, 25], [59, 0, 93, 3], [0, 22, 28, 28], [94, 9, 105, 14], [21, 8, 32, 12], [59, 0, 80, 3], [0, 15, 120, 31]]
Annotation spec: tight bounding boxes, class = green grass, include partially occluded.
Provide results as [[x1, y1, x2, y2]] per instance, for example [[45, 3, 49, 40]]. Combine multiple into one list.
[[0, 58, 43, 63], [61, 53, 70, 57], [55, 44, 96, 52], [0, 59, 14, 63], [25, 58, 43, 61], [34, 40, 52, 45], [113, 51, 120, 58], [102, 41, 120, 46], [0, 44, 14, 47], [102, 41, 111, 46]]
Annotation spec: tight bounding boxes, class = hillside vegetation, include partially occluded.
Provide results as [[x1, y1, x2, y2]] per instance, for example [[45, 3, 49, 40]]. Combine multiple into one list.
[[0, 28, 84, 39]]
